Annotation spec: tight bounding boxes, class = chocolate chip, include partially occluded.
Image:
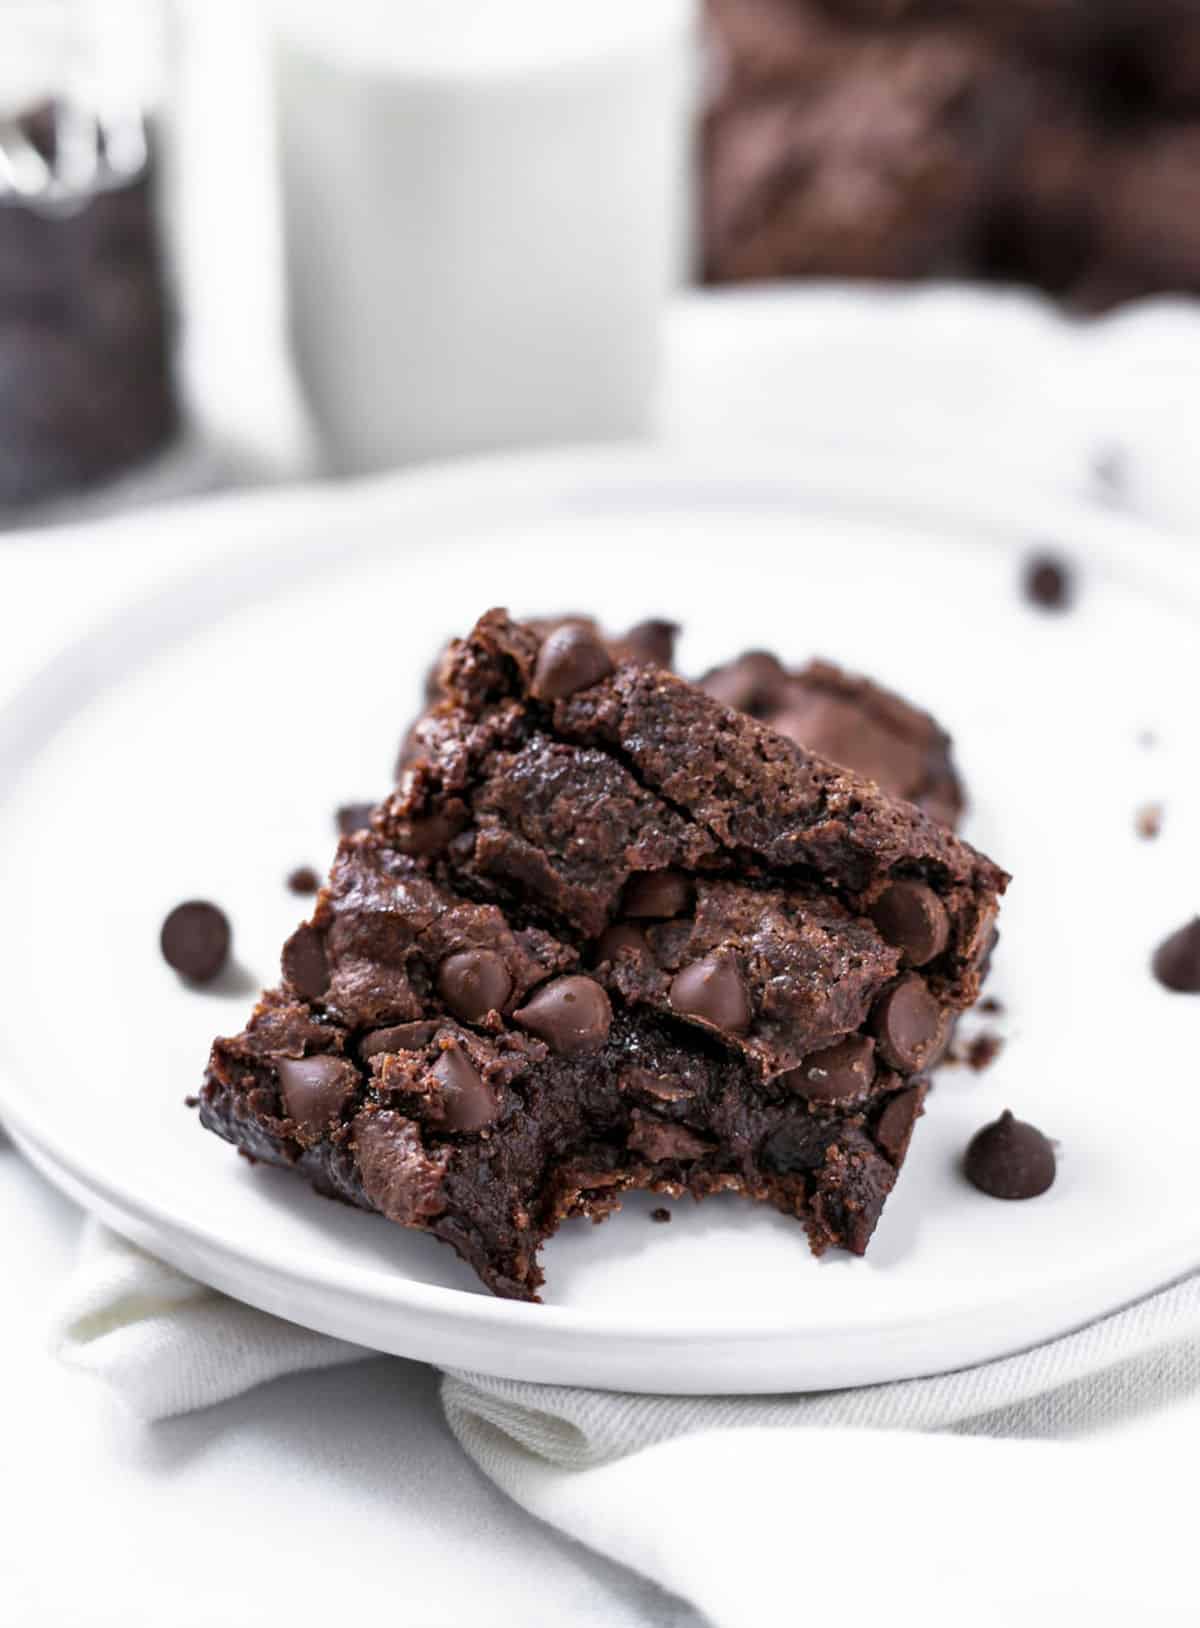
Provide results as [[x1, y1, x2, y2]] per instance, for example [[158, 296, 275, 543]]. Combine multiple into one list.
[[869, 880, 949, 967], [160, 901, 231, 983], [531, 624, 615, 702], [358, 1020, 440, 1059], [870, 975, 946, 1072], [621, 870, 693, 920], [287, 866, 321, 896], [281, 922, 329, 1001], [514, 975, 612, 1055], [1152, 918, 1200, 992], [964, 1110, 1056, 1200], [593, 923, 652, 965], [432, 1042, 499, 1133], [393, 808, 466, 857], [875, 1086, 925, 1163], [1024, 553, 1072, 611], [966, 1031, 1004, 1072], [668, 951, 751, 1035], [336, 802, 374, 836], [353, 1110, 448, 1223], [623, 619, 678, 668], [699, 649, 786, 716], [276, 1055, 358, 1138], [650, 1206, 672, 1223], [782, 1035, 876, 1102], [436, 948, 513, 1023]]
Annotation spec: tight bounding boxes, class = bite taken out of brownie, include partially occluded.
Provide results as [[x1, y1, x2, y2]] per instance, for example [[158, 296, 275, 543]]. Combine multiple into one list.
[[201, 610, 1006, 1301]]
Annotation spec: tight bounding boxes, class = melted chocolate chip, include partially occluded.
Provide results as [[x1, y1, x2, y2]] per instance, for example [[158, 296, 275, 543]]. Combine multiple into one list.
[[514, 975, 612, 1055], [436, 949, 513, 1023], [336, 802, 374, 836], [875, 1086, 924, 1163], [531, 624, 615, 701], [870, 975, 946, 1072], [160, 901, 231, 984], [668, 951, 751, 1035], [593, 923, 652, 965], [621, 869, 693, 919], [1152, 918, 1200, 993], [286, 866, 321, 896], [869, 880, 949, 967], [358, 1020, 440, 1059], [964, 1110, 1056, 1200], [1024, 553, 1073, 611], [353, 1110, 447, 1223], [281, 922, 330, 1001], [783, 1035, 876, 1102], [432, 1042, 499, 1132], [276, 1055, 358, 1138]]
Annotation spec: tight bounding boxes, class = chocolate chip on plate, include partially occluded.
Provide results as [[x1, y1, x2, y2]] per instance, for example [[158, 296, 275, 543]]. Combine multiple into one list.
[[782, 1034, 876, 1102], [531, 624, 615, 702], [436, 948, 513, 1023], [964, 1110, 1056, 1200], [621, 869, 693, 920], [1023, 552, 1073, 611], [432, 1042, 499, 1132], [650, 1206, 672, 1223], [287, 866, 321, 895], [281, 922, 330, 1001], [160, 900, 231, 984], [336, 802, 375, 836], [514, 975, 612, 1055], [869, 880, 949, 967], [668, 951, 752, 1035], [276, 1054, 358, 1138], [1152, 918, 1200, 993], [870, 975, 946, 1072]]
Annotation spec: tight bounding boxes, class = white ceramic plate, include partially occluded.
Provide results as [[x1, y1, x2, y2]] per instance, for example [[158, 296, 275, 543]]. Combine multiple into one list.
[[2, 445, 1198, 1393]]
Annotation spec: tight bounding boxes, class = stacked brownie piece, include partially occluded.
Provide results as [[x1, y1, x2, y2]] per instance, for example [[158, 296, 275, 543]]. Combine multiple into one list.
[[703, 0, 1200, 306], [201, 611, 1005, 1300]]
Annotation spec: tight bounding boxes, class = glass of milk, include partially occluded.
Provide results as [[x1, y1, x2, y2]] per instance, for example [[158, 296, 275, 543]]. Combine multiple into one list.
[[272, 0, 696, 476]]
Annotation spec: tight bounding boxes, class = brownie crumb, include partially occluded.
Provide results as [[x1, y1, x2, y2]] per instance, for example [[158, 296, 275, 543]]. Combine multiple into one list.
[[650, 1207, 672, 1224], [287, 865, 321, 895], [336, 802, 374, 837], [184, 1094, 199, 1108], [978, 996, 1004, 1015], [964, 1110, 1055, 1200], [966, 1031, 1004, 1072], [1024, 553, 1073, 611], [1135, 803, 1163, 841]]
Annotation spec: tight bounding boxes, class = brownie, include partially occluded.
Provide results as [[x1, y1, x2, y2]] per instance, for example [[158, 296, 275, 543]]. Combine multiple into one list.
[[201, 610, 1006, 1300], [700, 649, 964, 826]]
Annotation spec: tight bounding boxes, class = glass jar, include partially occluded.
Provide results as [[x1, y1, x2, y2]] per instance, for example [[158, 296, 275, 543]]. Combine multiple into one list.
[[0, 0, 177, 509]]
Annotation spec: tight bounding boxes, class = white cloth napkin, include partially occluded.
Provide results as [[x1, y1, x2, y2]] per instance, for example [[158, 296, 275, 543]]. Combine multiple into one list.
[[54, 1220, 1200, 1625]]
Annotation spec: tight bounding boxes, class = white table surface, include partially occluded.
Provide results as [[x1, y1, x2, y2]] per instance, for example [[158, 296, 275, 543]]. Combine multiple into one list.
[[4, 283, 1200, 1626]]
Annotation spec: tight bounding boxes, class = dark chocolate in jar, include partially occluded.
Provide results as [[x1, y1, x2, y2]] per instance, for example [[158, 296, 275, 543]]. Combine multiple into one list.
[[0, 105, 178, 509]]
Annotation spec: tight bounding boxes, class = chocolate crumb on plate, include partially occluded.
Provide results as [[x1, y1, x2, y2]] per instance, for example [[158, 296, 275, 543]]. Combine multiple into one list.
[[965, 1031, 1004, 1072], [1135, 803, 1163, 841], [964, 1110, 1056, 1200], [1152, 918, 1200, 993], [160, 900, 231, 984], [1024, 552, 1073, 611], [978, 995, 1004, 1015], [287, 866, 321, 895], [335, 802, 375, 837], [651, 1207, 672, 1224]]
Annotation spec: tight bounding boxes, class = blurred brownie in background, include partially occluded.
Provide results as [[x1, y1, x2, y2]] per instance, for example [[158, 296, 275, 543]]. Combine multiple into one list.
[[702, 0, 1200, 307], [0, 104, 177, 508]]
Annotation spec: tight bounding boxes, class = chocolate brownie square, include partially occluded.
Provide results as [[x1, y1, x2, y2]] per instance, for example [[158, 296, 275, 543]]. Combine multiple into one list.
[[201, 611, 1006, 1300]]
